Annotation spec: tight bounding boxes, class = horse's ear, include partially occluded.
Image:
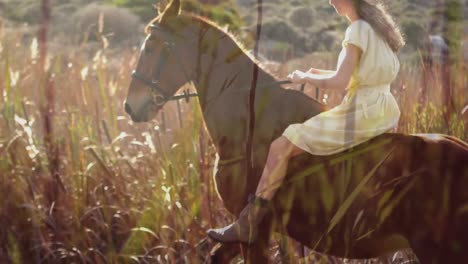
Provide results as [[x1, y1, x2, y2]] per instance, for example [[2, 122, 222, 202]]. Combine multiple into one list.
[[160, 0, 181, 21]]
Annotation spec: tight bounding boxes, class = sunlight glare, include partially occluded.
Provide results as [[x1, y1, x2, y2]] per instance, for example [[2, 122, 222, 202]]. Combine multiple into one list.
[[30, 38, 38, 62], [80, 67, 88, 81]]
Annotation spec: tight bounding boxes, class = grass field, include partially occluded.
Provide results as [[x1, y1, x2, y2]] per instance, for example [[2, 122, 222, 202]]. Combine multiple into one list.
[[0, 14, 467, 263]]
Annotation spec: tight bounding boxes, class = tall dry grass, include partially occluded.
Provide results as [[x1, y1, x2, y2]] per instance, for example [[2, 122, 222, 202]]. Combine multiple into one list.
[[0, 21, 221, 263], [0, 20, 466, 263]]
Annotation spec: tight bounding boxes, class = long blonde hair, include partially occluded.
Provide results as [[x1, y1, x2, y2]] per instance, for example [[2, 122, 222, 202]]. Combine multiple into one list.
[[354, 0, 406, 52]]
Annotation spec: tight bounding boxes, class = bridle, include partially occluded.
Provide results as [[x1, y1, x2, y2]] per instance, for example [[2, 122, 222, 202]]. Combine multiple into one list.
[[131, 24, 198, 106]]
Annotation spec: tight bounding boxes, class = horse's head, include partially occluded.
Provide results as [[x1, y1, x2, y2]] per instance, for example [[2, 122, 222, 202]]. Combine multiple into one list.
[[124, 0, 194, 122]]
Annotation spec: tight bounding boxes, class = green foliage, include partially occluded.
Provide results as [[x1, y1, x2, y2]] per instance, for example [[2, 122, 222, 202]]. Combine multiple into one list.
[[442, 0, 464, 62], [3, 0, 103, 23], [3, 0, 466, 56], [106, 0, 157, 22], [288, 6, 315, 29], [67, 3, 142, 46], [3, 0, 41, 24], [106, 0, 243, 33], [401, 19, 427, 49], [182, 0, 243, 33]]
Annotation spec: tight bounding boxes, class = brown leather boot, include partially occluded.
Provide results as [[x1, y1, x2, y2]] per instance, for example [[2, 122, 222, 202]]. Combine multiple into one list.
[[207, 194, 270, 244]]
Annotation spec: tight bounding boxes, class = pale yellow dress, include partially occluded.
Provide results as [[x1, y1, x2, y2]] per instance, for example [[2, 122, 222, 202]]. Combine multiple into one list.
[[282, 19, 401, 155]]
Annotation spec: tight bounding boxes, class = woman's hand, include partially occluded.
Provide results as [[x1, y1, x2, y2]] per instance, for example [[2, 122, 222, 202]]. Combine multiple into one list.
[[287, 70, 308, 84]]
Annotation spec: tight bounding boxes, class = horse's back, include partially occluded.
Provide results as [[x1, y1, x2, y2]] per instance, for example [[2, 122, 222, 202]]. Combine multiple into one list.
[[272, 132, 468, 261]]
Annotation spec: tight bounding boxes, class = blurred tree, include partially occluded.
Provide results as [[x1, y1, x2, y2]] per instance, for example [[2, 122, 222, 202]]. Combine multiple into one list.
[[3, 0, 103, 23], [182, 0, 242, 32], [67, 3, 142, 46], [107, 0, 242, 33], [3, 0, 42, 24], [401, 19, 427, 50], [107, 0, 157, 22], [440, 0, 463, 123], [442, 0, 463, 61]]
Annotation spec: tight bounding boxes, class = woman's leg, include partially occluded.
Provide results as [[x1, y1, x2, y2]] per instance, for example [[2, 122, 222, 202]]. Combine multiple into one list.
[[255, 136, 306, 200], [207, 136, 306, 243]]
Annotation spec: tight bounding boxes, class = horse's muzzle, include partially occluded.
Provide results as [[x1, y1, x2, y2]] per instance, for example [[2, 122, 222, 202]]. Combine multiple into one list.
[[124, 102, 133, 116], [124, 101, 145, 122]]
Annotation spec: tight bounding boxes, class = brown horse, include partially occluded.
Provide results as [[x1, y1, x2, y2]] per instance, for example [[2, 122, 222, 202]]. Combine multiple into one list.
[[124, 0, 468, 263]]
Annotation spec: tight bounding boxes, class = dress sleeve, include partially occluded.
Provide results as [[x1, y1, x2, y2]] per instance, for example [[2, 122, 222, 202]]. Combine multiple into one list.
[[342, 21, 370, 53]]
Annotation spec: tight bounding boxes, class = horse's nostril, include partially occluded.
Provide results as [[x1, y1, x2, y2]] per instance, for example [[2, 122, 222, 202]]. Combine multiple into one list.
[[124, 102, 132, 115]]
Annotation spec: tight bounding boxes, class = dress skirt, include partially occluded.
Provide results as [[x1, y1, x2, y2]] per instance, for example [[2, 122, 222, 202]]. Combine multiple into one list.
[[282, 84, 401, 155]]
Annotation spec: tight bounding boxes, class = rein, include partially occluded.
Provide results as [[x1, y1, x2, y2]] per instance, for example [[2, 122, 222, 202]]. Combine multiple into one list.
[[131, 24, 307, 167]]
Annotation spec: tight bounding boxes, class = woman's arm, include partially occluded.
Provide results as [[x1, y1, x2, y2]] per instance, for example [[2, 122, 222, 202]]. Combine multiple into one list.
[[289, 44, 362, 90], [306, 68, 336, 75]]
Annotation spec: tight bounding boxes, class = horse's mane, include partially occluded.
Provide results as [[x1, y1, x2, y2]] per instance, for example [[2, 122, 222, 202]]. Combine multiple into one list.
[[144, 10, 281, 81]]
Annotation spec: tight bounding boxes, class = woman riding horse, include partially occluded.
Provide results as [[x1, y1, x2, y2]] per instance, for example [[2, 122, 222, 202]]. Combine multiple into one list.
[[207, 0, 404, 244]]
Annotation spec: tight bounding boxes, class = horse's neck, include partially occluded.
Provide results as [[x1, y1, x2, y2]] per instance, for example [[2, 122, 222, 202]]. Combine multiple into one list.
[[193, 27, 278, 151], [193, 27, 274, 110], [199, 60, 274, 112]]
